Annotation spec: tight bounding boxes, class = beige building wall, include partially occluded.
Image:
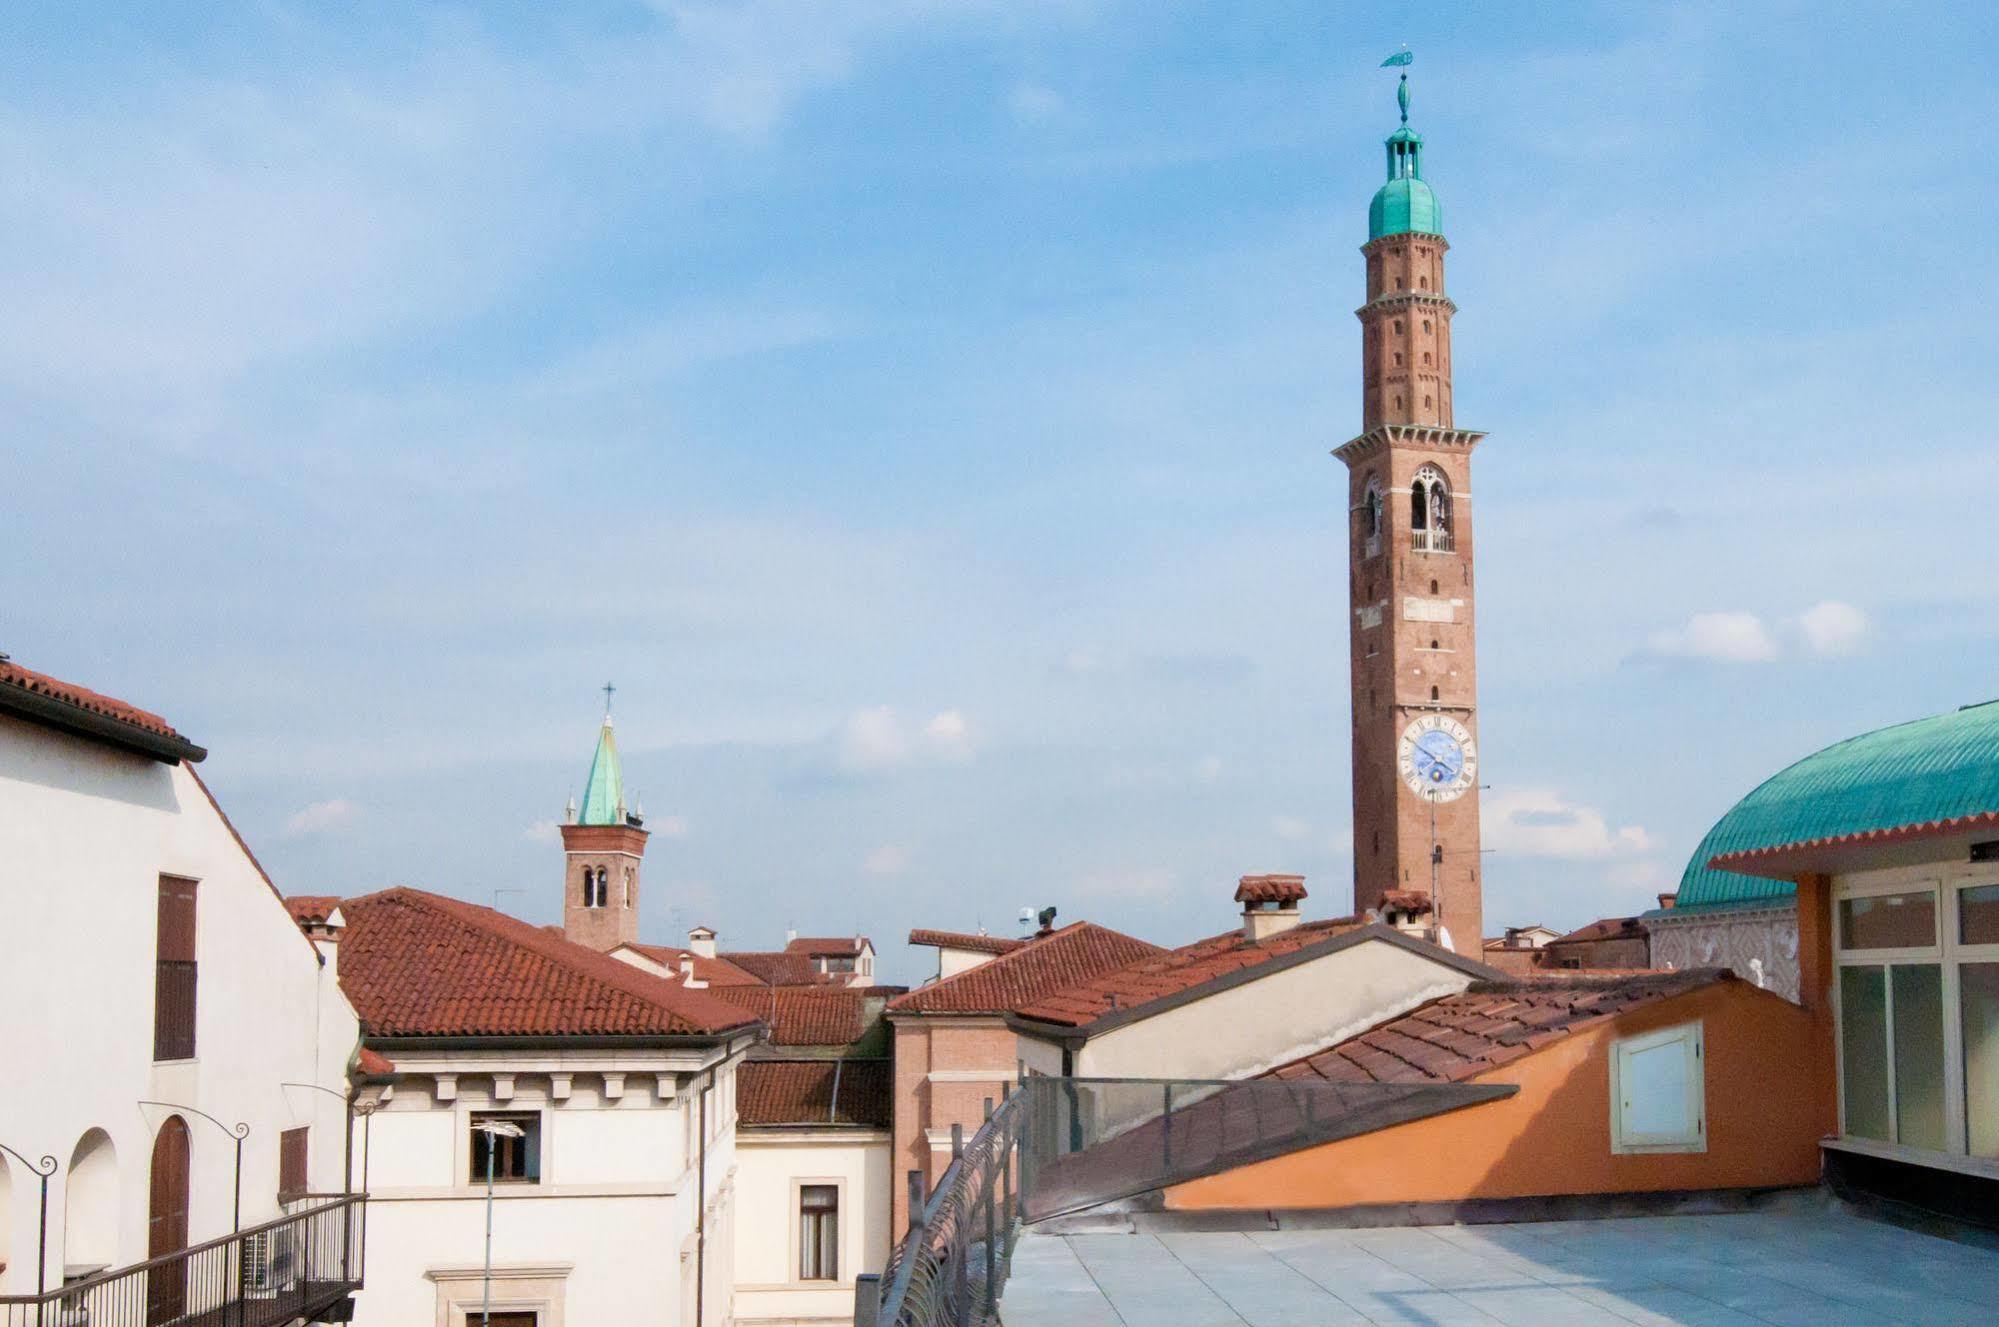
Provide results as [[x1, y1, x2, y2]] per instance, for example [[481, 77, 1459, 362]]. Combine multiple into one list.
[[733, 1129, 891, 1325]]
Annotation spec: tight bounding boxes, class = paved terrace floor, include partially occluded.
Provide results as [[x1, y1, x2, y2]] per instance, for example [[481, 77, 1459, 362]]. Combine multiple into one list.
[[999, 1209, 1999, 1326]]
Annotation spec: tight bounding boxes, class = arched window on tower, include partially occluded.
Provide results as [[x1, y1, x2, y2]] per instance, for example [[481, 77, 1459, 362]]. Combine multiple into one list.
[[1411, 466, 1454, 553]]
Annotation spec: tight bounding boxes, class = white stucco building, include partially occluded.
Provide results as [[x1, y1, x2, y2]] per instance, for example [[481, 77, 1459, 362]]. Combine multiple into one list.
[[326, 887, 762, 1326], [0, 658, 361, 1320]]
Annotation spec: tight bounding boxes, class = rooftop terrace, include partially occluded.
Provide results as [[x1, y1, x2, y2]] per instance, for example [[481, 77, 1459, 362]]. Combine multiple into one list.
[[999, 1206, 1999, 1326]]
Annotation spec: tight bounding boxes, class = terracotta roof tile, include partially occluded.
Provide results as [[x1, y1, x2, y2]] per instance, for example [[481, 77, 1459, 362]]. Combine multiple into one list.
[[336, 888, 761, 1039], [888, 922, 1163, 1015], [784, 936, 869, 956], [1011, 916, 1370, 1028], [908, 928, 1029, 957], [705, 987, 873, 1046], [1234, 874, 1307, 905], [1378, 889, 1434, 914], [0, 658, 191, 745], [287, 896, 342, 926], [355, 1047, 395, 1077], [1266, 969, 1731, 1085], [1550, 915, 1646, 945], [739, 1060, 891, 1127], [725, 951, 832, 986], [621, 942, 767, 987]]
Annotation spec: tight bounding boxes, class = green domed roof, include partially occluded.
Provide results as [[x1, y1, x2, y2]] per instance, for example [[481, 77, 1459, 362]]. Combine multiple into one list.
[[1370, 176, 1443, 241], [1672, 700, 1999, 912], [1368, 110, 1442, 241]]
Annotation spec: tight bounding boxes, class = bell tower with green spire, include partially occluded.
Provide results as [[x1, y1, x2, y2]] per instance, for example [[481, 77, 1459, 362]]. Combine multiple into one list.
[[1336, 60, 1487, 957], [561, 686, 649, 952]]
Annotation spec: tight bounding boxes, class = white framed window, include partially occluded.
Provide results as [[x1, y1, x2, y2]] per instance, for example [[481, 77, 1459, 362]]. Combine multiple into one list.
[[1610, 1020, 1705, 1153], [798, 1183, 839, 1281], [1834, 867, 1999, 1163]]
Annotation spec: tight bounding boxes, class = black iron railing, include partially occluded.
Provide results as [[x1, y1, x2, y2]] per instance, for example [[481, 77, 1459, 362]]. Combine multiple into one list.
[[859, 1075, 1515, 1327], [0, 1193, 364, 1327], [859, 1090, 1023, 1327]]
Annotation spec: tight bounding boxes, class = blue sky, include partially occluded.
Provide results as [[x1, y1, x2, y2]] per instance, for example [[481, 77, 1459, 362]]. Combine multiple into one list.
[[7, 2, 1998, 983]]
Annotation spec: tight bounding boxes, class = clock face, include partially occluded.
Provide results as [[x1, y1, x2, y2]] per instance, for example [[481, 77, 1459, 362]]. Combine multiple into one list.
[[1399, 714, 1477, 802]]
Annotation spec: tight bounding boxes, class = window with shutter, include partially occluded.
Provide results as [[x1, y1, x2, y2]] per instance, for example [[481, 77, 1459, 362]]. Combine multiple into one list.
[[154, 876, 199, 1061], [279, 1127, 309, 1200], [1610, 1020, 1706, 1153]]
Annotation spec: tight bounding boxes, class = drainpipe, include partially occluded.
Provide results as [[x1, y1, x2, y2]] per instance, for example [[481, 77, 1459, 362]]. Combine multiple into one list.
[[695, 1075, 711, 1327]]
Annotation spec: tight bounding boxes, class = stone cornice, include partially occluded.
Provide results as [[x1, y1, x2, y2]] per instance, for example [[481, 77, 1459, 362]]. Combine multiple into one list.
[[1355, 292, 1457, 319], [1334, 425, 1488, 466], [1360, 235, 1451, 256]]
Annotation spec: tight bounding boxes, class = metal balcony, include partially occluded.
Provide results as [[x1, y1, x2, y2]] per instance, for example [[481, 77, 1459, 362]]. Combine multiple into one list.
[[0, 1194, 363, 1327]]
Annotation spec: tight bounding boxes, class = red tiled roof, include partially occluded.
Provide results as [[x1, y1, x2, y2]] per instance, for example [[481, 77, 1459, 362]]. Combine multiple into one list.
[[724, 951, 830, 985], [355, 1047, 395, 1077], [739, 1060, 891, 1128], [287, 896, 342, 926], [1378, 889, 1434, 914], [622, 942, 767, 987], [1549, 915, 1646, 945], [0, 658, 190, 743], [335, 888, 761, 1039], [908, 928, 1028, 957], [785, 936, 869, 956], [1013, 916, 1372, 1029], [1235, 874, 1307, 905], [1266, 969, 1731, 1086], [705, 987, 872, 1046], [888, 922, 1164, 1015]]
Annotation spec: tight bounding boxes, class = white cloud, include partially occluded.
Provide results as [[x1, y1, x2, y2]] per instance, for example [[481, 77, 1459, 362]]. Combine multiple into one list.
[[1485, 789, 1654, 862], [834, 705, 974, 773], [284, 798, 359, 838], [1270, 815, 1311, 842], [1645, 610, 1781, 663], [1796, 600, 1868, 656], [924, 709, 972, 760], [1007, 82, 1065, 125], [864, 843, 910, 876]]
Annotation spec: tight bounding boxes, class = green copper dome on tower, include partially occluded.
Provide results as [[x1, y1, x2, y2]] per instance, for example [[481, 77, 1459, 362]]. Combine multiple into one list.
[[576, 716, 627, 826], [1368, 73, 1443, 242]]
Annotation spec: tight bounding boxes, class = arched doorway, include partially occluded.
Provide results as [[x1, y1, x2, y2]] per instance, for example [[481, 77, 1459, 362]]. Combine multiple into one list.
[[66, 1129, 118, 1271], [147, 1117, 190, 1325], [0, 1152, 14, 1293]]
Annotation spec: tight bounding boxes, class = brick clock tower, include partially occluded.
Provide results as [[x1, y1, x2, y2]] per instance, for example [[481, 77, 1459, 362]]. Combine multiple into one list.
[[1336, 69, 1485, 955], [561, 694, 648, 953]]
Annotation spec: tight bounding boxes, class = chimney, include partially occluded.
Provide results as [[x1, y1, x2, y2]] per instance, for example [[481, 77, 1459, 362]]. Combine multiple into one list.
[[1034, 906, 1058, 938], [688, 926, 718, 959], [677, 955, 708, 990], [1235, 875, 1306, 942], [1656, 892, 1678, 911], [785, 926, 798, 947]]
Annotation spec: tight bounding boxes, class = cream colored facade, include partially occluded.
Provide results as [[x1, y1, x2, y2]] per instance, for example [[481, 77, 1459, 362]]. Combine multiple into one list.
[[350, 1042, 751, 1326], [733, 1128, 891, 1326], [0, 710, 359, 1293]]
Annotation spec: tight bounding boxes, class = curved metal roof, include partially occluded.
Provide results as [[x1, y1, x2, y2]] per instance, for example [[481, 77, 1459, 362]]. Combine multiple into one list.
[[1676, 700, 1999, 910]]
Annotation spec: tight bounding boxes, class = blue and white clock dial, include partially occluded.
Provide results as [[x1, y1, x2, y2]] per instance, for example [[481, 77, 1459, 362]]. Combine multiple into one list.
[[1398, 715, 1477, 802]]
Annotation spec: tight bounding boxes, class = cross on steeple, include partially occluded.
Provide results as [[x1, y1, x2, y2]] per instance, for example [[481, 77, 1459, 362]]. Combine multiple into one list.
[[602, 682, 616, 718]]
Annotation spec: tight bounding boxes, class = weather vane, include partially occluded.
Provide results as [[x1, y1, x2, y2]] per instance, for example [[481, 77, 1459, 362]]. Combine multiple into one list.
[[1381, 45, 1413, 124]]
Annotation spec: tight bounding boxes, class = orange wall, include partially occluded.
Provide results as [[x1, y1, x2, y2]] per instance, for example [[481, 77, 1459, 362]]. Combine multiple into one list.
[[1167, 980, 1833, 1212]]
